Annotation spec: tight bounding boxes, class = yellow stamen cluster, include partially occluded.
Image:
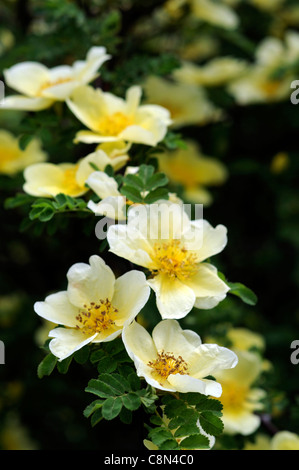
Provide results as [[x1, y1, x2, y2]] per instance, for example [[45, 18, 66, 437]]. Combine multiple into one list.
[[151, 240, 198, 280], [75, 298, 118, 335], [148, 350, 188, 380], [97, 112, 133, 136]]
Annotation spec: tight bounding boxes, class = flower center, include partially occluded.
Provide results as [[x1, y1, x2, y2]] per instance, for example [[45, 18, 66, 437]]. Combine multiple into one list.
[[260, 78, 282, 96], [38, 77, 73, 95], [148, 351, 188, 380], [62, 165, 84, 194], [0, 146, 19, 167], [219, 381, 248, 412], [151, 240, 198, 280], [97, 112, 133, 136], [75, 299, 118, 335]]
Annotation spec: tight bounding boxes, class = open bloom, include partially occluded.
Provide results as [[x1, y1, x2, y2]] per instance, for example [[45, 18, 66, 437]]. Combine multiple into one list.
[[156, 139, 228, 205], [191, 0, 239, 30], [2, 46, 110, 111], [23, 148, 127, 198], [244, 431, 299, 450], [122, 319, 238, 396], [66, 84, 172, 146], [228, 30, 299, 104], [143, 75, 222, 129], [213, 349, 265, 435], [173, 57, 248, 88], [34, 255, 150, 361], [0, 129, 47, 175], [107, 201, 229, 319]]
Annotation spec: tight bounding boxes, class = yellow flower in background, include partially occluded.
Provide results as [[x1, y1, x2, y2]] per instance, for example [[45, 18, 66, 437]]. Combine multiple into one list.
[[107, 201, 230, 319], [0, 130, 47, 175], [0, 29, 15, 56], [34, 255, 150, 361], [214, 349, 265, 435], [156, 140, 228, 205], [249, 0, 285, 12], [173, 57, 248, 88], [271, 431, 299, 450], [143, 75, 222, 129], [67, 85, 172, 146], [244, 431, 299, 450], [228, 30, 299, 104], [164, 0, 239, 29], [1, 46, 110, 111], [226, 327, 266, 353], [178, 35, 219, 62], [23, 148, 125, 198], [270, 151, 289, 174], [122, 319, 238, 396], [190, 0, 239, 30]]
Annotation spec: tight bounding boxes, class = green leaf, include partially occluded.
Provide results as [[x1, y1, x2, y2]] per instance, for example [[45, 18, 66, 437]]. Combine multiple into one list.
[[74, 345, 90, 364], [101, 396, 123, 420], [123, 173, 145, 191], [97, 356, 117, 374], [121, 392, 141, 411], [56, 355, 73, 374], [173, 422, 200, 438], [120, 185, 144, 203], [144, 173, 169, 191], [4, 193, 34, 209], [18, 134, 34, 150], [228, 282, 258, 306], [37, 353, 57, 379], [143, 188, 169, 204], [149, 427, 175, 447], [85, 373, 129, 398], [90, 409, 103, 427], [138, 164, 155, 183], [83, 400, 104, 418], [179, 434, 210, 450], [119, 407, 132, 424], [199, 411, 224, 437]]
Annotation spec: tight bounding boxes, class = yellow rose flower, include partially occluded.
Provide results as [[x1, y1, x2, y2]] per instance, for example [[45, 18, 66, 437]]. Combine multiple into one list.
[[244, 431, 299, 450], [173, 57, 248, 88], [107, 201, 229, 319], [214, 350, 266, 435], [34, 255, 150, 361], [0, 130, 47, 175], [2, 46, 110, 111], [123, 319, 238, 395], [143, 75, 222, 129], [67, 85, 172, 146], [228, 30, 299, 104], [156, 139, 228, 205], [23, 148, 128, 198], [191, 0, 239, 30]]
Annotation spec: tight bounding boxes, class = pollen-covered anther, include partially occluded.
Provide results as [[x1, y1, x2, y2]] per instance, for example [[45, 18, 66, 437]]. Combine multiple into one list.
[[151, 240, 198, 280], [75, 298, 118, 334], [148, 350, 188, 380]]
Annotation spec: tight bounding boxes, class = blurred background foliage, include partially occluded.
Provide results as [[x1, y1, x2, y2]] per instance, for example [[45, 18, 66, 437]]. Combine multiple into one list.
[[0, 0, 298, 450]]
